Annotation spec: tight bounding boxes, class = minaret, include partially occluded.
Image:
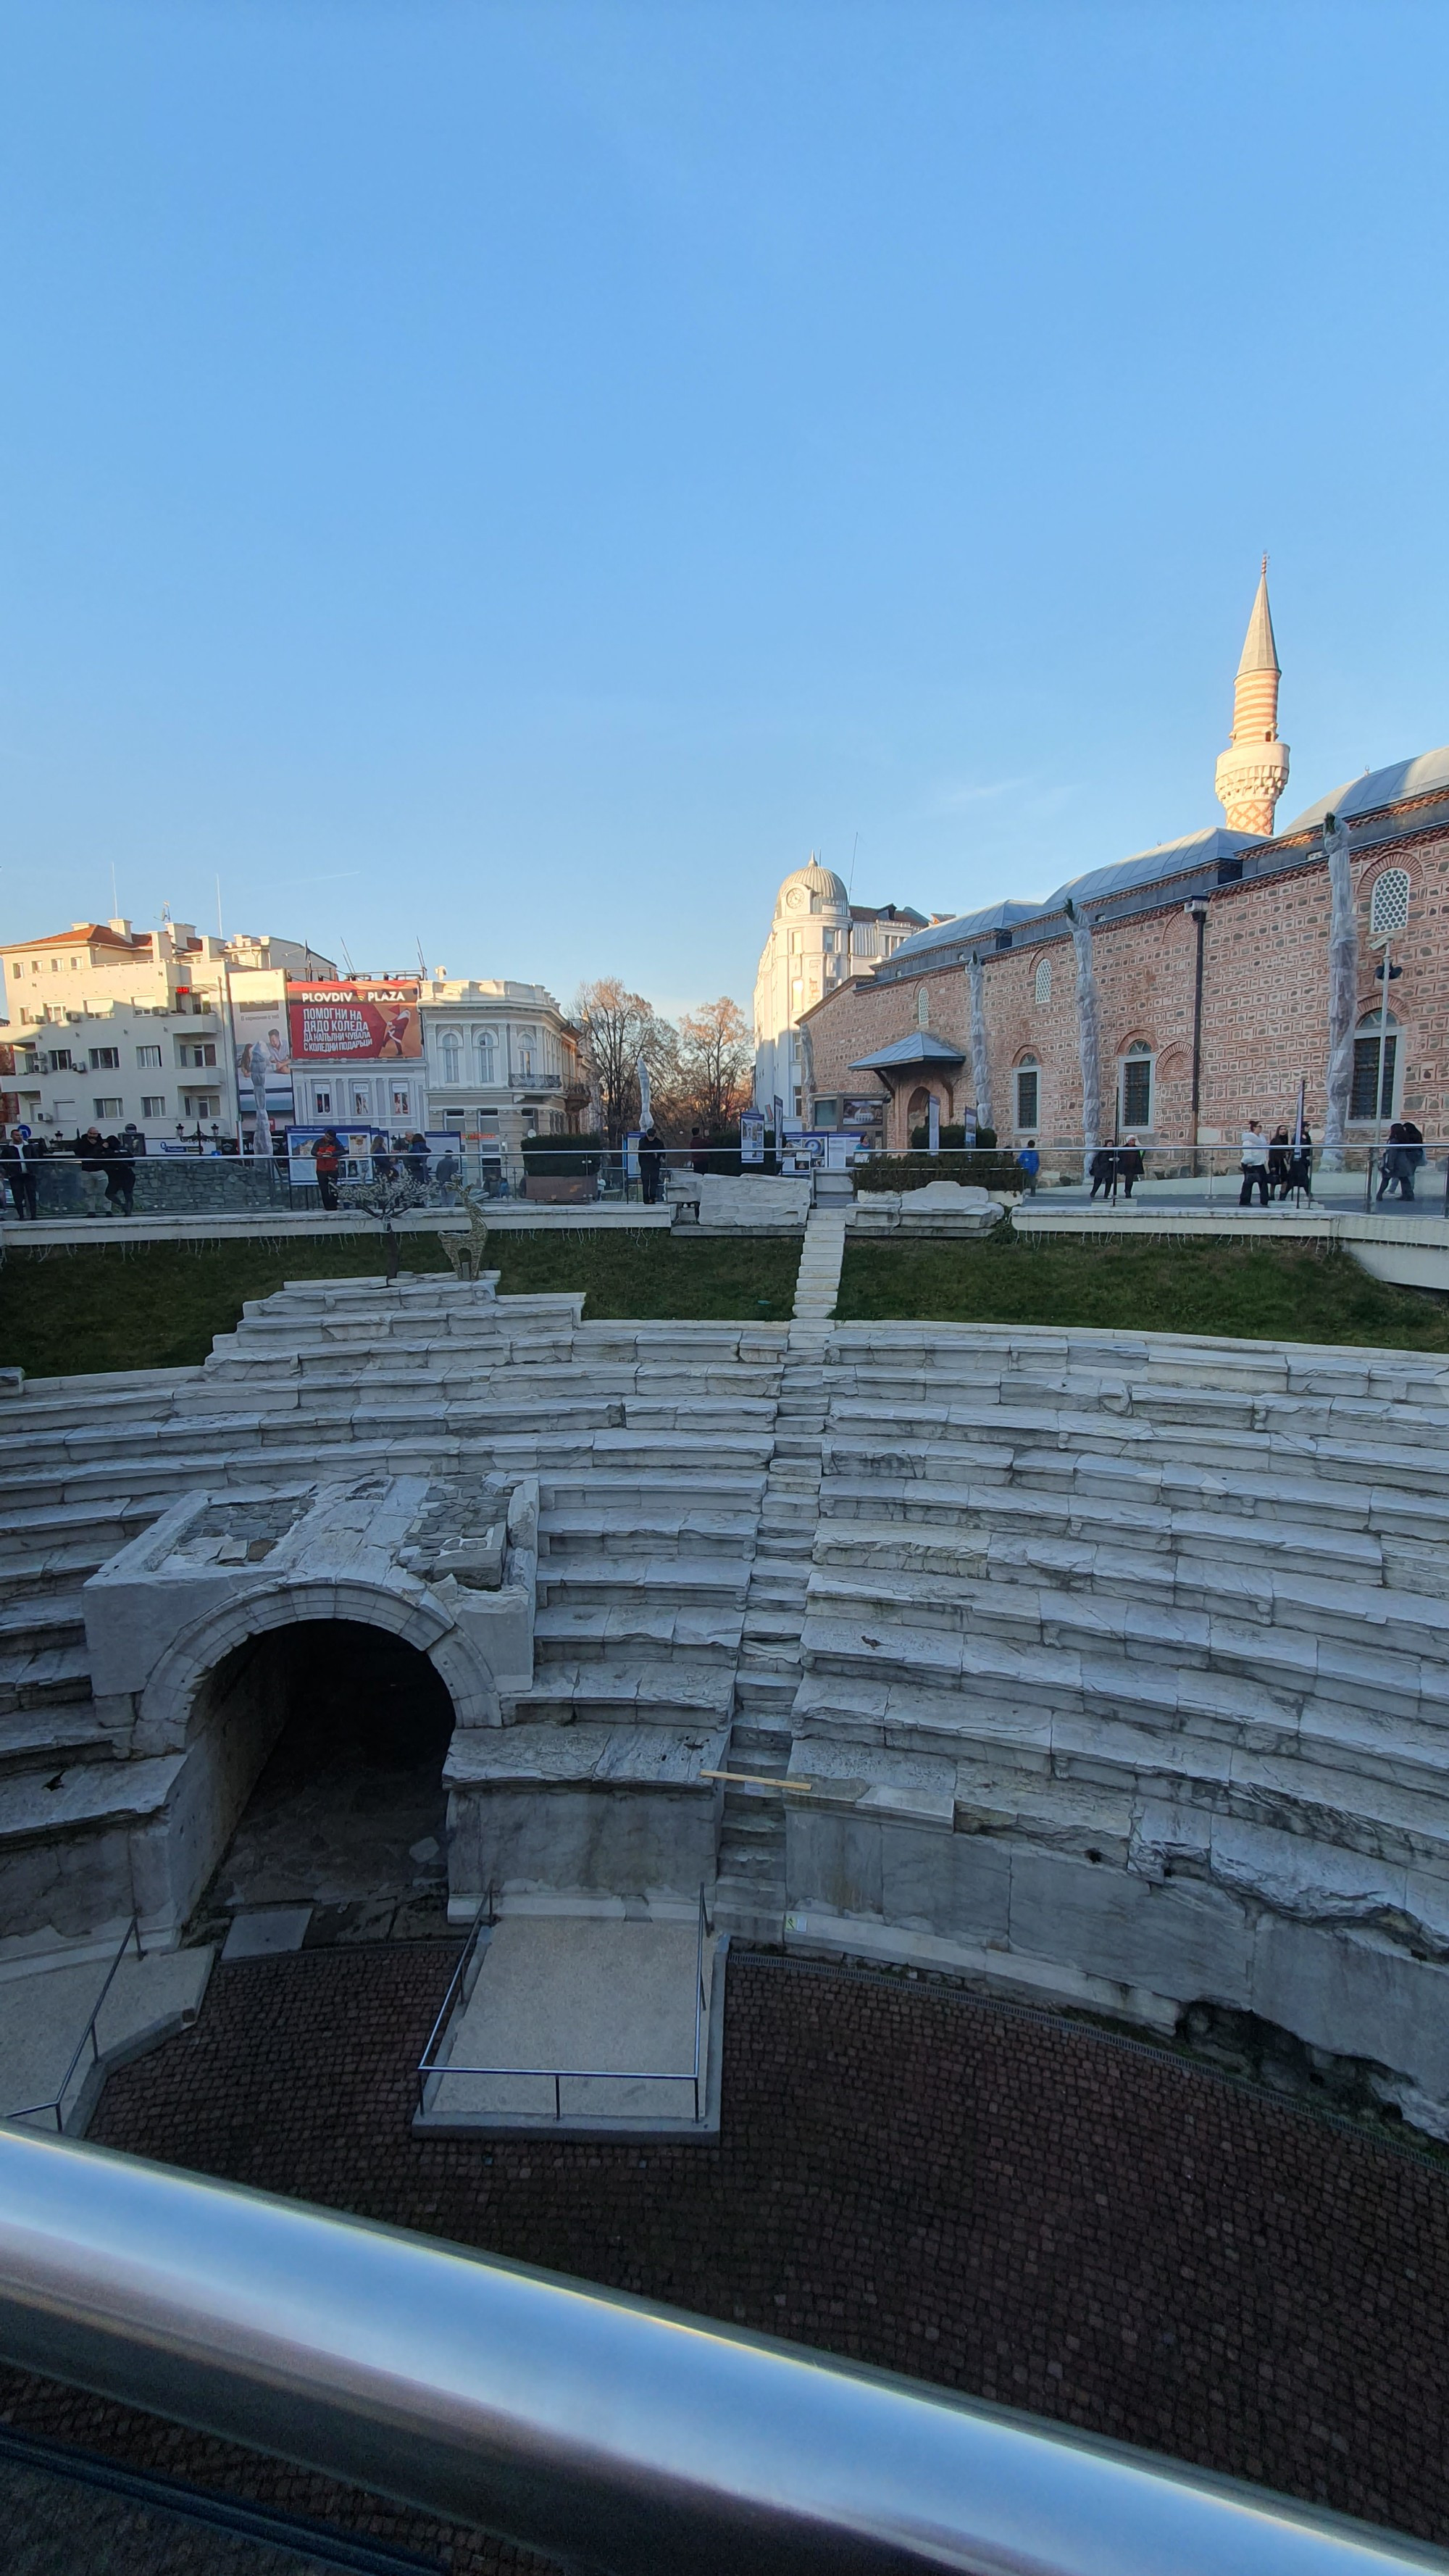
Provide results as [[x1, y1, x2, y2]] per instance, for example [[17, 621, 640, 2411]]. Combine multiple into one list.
[[1214, 557, 1290, 835]]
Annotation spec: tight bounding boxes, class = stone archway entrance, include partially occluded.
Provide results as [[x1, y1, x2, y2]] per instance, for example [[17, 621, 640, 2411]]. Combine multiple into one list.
[[193, 1618, 457, 1938]]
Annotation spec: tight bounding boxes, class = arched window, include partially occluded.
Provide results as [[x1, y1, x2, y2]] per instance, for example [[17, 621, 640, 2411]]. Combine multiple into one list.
[[438, 1029, 462, 1085], [1015, 1055, 1040, 1130], [1118, 1039, 1153, 1130], [475, 1028, 496, 1084], [1351, 1009, 1398, 1120], [1033, 955, 1051, 1006], [1369, 868, 1411, 939], [915, 985, 930, 1030]]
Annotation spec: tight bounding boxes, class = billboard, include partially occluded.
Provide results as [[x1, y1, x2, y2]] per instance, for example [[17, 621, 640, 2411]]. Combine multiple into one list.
[[288, 980, 422, 1062], [230, 970, 294, 1130]]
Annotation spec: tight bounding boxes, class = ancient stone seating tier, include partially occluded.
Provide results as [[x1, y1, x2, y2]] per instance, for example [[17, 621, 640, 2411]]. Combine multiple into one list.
[[3, 1281, 1449, 2132]]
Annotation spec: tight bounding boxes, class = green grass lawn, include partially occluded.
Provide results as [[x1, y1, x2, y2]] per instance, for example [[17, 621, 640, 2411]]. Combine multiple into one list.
[[837, 1230, 1449, 1349], [0, 1232, 802, 1377]]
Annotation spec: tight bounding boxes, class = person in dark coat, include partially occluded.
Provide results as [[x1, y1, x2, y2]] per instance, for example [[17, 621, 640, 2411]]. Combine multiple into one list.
[[1266, 1127, 1292, 1198], [0, 1130, 38, 1220], [1087, 1146, 1116, 1201], [312, 1129, 342, 1210], [1378, 1120, 1426, 1202], [101, 1135, 135, 1216], [638, 1126, 665, 1204], [1117, 1135, 1145, 1198], [1287, 1123, 1313, 1199]]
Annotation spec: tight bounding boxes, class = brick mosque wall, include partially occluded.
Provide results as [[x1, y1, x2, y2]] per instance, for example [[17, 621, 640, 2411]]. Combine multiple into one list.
[[803, 823, 1449, 1155]]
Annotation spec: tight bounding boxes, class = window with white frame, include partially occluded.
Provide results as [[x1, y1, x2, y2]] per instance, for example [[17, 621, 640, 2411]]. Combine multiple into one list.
[[475, 1029, 496, 1083], [88, 1046, 120, 1070], [1119, 1041, 1153, 1129], [438, 1030, 462, 1084], [391, 1084, 411, 1118], [350, 1085, 371, 1120], [312, 1086, 333, 1117], [517, 1028, 537, 1079], [93, 1096, 123, 1118], [1033, 954, 1052, 1006], [1350, 1011, 1398, 1120], [1369, 868, 1411, 939], [1015, 1056, 1039, 1129], [141, 1094, 166, 1118], [135, 1044, 162, 1069]]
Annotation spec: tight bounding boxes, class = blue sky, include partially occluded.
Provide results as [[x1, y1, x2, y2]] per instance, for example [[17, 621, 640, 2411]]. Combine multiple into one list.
[[3, 1, 1448, 1020]]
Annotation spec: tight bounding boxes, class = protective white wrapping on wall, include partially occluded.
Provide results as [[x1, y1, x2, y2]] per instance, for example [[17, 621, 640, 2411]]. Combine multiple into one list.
[[1066, 902, 1102, 1154], [966, 951, 993, 1133], [1321, 818, 1358, 1167]]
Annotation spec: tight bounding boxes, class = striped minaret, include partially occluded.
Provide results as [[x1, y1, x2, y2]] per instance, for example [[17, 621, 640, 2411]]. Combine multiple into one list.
[[1214, 557, 1290, 835]]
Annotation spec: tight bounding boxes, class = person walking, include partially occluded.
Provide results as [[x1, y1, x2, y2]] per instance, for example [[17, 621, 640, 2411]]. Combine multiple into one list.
[[75, 1127, 109, 1216], [1087, 1146, 1116, 1201], [688, 1127, 711, 1175], [1287, 1122, 1314, 1199], [1378, 1118, 1426, 1203], [1239, 1120, 1271, 1206], [1117, 1135, 1144, 1199], [638, 1125, 665, 1206], [1015, 1138, 1041, 1196], [102, 1134, 135, 1217], [312, 1127, 342, 1211], [0, 1130, 38, 1220], [1266, 1127, 1292, 1198]]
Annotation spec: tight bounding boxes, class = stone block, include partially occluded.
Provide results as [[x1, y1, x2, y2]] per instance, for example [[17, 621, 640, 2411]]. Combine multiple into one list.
[[1008, 1849, 1253, 2006]]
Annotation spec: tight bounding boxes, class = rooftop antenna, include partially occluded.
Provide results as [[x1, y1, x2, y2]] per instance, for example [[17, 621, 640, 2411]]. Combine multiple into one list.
[[109, 862, 120, 921], [848, 830, 859, 900], [216, 875, 225, 941], [339, 937, 356, 975], [415, 937, 428, 980]]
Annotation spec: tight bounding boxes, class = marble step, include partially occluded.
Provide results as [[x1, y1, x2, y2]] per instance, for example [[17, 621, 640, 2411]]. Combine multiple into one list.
[[821, 1434, 1449, 1541], [817, 1475, 1387, 1582], [536, 1556, 752, 1612], [0, 1499, 159, 1565], [826, 1402, 1449, 1499], [797, 1616, 1449, 1795], [0, 1594, 88, 1659], [539, 1508, 759, 1560], [533, 1604, 744, 1666], [0, 1633, 93, 1718], [809, 1522, 1437, 1635], [0, 1749, 183, 1854], [504, 1660, 735, 1727], [828, 1369, 1449, 1450], [803, 1559, 1449, 1683], [0, 1705, 119, 1775]]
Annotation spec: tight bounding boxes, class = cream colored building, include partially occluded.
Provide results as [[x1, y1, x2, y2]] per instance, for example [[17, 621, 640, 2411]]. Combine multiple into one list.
[[752, 858, 929, 1120], [419, 978, 588, 1155], [1, 918, 335, 1142]]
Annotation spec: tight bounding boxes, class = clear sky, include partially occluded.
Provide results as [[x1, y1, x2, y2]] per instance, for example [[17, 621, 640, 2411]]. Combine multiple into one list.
[[3, 0, 1448, 1021]]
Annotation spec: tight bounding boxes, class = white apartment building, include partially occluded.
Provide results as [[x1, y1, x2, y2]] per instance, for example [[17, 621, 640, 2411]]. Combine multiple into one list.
[[1, 918, 336, 1141], [752, 859, 930, 1120], [419, 978, 588, 1152]]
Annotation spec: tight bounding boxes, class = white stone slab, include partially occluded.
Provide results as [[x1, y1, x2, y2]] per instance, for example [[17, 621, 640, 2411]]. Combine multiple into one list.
[[221, 1906, 313, 1959]]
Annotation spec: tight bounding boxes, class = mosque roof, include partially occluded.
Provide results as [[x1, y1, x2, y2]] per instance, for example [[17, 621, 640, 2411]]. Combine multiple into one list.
[[1043, 827, 1261, 911], [1282, 747, 1449, 834], [874, 900, 1041, 965]]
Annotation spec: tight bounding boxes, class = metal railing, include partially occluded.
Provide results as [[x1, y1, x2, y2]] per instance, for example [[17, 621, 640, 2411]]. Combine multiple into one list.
[[416, 1888, 712, 2125], [0, 2123, 1439, 2575], [3, 1917, 141, 2132]]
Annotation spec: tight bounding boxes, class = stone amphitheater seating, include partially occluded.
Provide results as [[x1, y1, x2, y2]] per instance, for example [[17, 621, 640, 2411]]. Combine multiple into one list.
[[4, 1280, 1449, 2129]]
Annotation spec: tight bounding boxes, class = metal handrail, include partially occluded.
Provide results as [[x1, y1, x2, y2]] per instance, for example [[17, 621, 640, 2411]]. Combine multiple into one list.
[[417, 1888, 712, 2124], [3, 1916, 142, 2131], [0, 2125, 1440, 2576]]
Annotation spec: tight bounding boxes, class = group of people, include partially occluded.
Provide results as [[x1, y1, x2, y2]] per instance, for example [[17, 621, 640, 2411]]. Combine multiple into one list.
[[0, 1125, 142, 1219], [1087, 1135, 1148, 1200], [1237, 1122, 1314, 1205], [307, 1130, 438, 1210]]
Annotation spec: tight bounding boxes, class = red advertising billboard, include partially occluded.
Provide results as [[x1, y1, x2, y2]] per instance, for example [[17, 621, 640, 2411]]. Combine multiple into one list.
[[287, 980, 422, 1062]]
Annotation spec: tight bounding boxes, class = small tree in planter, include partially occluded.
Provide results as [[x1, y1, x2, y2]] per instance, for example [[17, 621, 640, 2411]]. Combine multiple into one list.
[[338, 1169, 430, 1283]]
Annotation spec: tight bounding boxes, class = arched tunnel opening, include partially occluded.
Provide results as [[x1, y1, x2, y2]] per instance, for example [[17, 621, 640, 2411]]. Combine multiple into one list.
[[190, 1619, 457, 1938]]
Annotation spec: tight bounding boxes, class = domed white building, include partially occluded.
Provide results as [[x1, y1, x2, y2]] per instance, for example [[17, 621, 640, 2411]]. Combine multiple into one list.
[[752, 856, 928, 1120]]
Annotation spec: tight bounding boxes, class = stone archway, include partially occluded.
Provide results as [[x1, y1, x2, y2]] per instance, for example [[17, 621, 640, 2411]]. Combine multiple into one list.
[[191, 1617, 459, 1931]]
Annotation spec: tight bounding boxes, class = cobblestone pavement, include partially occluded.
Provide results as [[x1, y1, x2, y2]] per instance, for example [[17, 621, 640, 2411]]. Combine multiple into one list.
[[4, 1944, 1449, 2563]]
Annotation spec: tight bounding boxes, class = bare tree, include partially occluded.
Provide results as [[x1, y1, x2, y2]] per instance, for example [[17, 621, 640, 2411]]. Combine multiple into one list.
[[573, 978, 676, 1143], [675, 997, 753, 1134]]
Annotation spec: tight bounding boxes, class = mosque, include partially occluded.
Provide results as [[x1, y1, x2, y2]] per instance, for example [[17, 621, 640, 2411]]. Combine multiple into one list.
[[762, 567, 1449, 1159]]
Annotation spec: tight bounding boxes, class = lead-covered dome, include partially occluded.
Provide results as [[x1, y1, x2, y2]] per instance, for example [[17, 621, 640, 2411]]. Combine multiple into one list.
[[775, 856, 850, 917]]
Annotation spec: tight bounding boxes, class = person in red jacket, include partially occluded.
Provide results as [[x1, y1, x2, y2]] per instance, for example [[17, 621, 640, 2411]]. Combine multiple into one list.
[[312, 1128, 343, 1210]]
